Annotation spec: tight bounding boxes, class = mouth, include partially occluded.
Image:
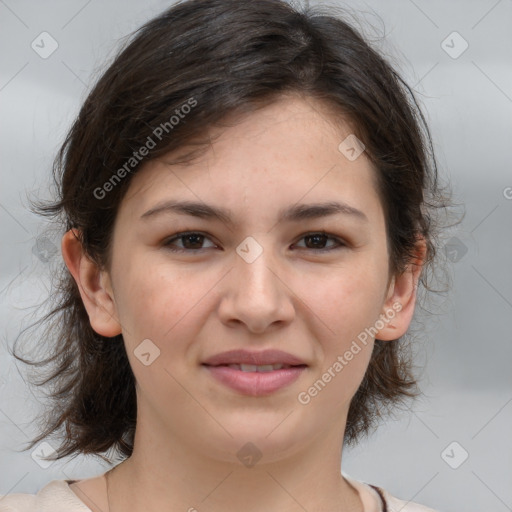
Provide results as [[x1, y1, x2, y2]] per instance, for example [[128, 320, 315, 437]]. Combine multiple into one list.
[[202, 348, 307, 368], [201, 350, 308, 396], [204, 363, 306, 372]]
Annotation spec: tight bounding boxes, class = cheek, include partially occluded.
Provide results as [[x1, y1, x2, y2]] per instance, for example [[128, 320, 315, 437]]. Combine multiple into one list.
[[296, 270, 381, 411], [111, 257, 183, 340], [113, 265, 204, 403], [113, 256, 220, 366], [307, 263, 387, 343]]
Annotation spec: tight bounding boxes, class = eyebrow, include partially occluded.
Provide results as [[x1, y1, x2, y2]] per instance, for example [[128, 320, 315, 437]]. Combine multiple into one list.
[[140, 199, 368, 225]]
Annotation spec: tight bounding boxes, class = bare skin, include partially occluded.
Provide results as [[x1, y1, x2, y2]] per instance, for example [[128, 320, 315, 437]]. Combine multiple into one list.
[[68, 478, 108, 512], [62, 93, 424, 512]]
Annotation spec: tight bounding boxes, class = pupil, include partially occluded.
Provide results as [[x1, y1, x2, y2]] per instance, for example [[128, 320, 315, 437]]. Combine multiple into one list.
[[306, 234, 326, 249], [184, 234, 203, 248]]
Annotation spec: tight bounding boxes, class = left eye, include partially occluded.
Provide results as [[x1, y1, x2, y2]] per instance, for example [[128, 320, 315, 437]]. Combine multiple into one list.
[[162, 231, 345, 252], [293, 232, 346, 251]]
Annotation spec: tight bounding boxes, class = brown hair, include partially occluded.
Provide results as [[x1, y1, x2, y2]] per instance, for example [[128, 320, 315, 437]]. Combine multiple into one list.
[[12, 0, 448, 464]]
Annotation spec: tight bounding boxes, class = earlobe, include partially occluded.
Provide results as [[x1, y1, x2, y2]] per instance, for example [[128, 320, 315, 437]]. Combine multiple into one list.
[[375, 238, 427, 341], [61, 229, 122, 338]]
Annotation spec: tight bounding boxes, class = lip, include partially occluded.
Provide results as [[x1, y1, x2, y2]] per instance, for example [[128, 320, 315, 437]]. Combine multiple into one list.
[[202, 349, 307, 396], [203, 365, 306, 396], [202, 349, 307, 367]]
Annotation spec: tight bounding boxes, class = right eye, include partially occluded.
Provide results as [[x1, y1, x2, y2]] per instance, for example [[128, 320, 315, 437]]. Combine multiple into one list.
[[162, 231, 218, 252]]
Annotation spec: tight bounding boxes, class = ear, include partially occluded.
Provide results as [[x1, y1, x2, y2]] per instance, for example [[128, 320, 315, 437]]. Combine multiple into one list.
[[375, 237, 427, 341], [61, 228, 122, 337]]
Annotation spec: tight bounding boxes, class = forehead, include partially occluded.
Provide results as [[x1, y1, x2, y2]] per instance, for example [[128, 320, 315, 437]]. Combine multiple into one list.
[[119, 95, 383, 226]]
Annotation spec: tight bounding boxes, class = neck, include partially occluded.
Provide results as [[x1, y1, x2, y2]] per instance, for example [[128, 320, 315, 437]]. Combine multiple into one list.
[[105, 412, 362, 512]]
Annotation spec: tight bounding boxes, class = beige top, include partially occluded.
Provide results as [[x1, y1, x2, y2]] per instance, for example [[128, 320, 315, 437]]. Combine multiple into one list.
[[0, 473, 439, 512]]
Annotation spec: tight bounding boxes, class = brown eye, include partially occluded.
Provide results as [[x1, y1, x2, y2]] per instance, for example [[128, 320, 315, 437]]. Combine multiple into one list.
[[162, 231, 346, 254], [163, 232, 217, 252], [294, 232, 346, 252]]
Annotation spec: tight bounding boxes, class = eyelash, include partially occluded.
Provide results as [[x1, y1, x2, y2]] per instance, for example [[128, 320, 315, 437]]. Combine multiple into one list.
[[162, 231, 347, 253]]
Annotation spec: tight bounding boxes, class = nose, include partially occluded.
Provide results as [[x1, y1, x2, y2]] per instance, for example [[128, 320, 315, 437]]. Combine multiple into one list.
[[217, 240, 295, 333]]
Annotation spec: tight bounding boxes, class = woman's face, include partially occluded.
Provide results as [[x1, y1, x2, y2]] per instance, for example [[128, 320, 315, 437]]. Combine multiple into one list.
[[94, 95, 407, 463]]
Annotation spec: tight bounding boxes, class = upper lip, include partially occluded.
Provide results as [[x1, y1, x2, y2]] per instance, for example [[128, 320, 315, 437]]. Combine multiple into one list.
[[202, 349, 307, 367]]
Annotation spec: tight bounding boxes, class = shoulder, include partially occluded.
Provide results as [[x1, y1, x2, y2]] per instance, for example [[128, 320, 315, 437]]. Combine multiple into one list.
[[343, 473, 439, 512], [0, 480, 91, 512], [380, 487, 439, 512], [0, 491, 36, 512]]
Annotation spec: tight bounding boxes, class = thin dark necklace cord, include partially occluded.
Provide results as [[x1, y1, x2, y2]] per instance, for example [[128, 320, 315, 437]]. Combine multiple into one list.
[[368, 484, 388, 511]]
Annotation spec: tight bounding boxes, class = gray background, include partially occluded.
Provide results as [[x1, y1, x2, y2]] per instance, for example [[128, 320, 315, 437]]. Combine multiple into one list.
[[1, 1, 511, 511]]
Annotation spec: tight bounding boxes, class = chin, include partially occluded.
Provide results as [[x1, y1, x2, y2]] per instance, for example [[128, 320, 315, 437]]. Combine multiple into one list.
[[193, 417, 311, 466]]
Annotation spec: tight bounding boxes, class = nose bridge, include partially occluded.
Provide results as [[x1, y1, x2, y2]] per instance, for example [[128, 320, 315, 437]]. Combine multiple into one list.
[[234, 234, 279, 299]]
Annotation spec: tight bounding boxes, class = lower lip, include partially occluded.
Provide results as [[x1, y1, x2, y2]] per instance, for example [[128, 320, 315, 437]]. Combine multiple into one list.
[[203, 365, 306, 396]]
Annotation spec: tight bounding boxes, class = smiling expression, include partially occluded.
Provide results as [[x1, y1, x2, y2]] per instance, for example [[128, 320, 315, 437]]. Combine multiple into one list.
[[86, 93, 405, 463]]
